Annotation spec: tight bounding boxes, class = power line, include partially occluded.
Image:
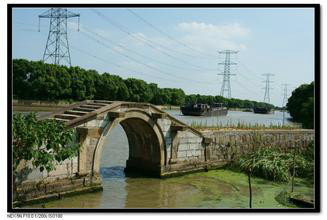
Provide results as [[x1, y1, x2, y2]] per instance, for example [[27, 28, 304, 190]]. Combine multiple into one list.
[[236, 69, 262, 89], [234, 61, 262, 88], [91, 9, 216, 71], [238, 61, 263, 81], [79, 29, 216, 85], [218, 50, 238, 98], [262, 73, 274, 103], [70, 45, 182, 84], [38, 8, 80, 66], [81, 25, 215, 73], [233, 78, 259, 98], [35, 38, 264, 102], [126, 9, 216, 59]]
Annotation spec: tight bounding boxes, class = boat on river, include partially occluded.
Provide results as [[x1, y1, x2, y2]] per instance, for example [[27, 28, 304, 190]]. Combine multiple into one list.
[[180, 103, 228, 116]]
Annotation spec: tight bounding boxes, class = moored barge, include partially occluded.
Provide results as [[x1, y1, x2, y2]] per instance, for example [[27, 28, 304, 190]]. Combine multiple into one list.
[[180, 103, 228, 116]]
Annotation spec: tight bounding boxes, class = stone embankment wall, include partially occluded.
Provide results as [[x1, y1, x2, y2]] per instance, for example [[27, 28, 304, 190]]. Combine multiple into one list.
[[161, 128, 315, 174]]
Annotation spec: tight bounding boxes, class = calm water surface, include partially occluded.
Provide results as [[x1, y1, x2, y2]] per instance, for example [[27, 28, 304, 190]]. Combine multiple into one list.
[[25, 110, 310, 209], [166, 109, 298, 127]]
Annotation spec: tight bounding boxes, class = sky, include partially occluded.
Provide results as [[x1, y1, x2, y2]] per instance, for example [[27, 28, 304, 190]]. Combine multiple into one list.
[[12, 7, 315, 106]]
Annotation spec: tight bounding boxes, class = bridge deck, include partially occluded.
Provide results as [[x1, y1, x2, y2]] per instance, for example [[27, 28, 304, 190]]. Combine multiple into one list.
[[38, 100, 204, 137]]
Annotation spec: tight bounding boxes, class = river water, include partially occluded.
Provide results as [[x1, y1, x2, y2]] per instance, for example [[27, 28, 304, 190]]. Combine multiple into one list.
[[24, 110, 311, 209], [164, 109, 298, 127]]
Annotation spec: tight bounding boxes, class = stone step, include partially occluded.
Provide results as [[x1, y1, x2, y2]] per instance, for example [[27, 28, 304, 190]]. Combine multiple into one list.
[[54, 114, 80, 120], [48, 118, 70, 122], [72, 107, 95, 112], [64, 110, 88, 116], [93, 100, 114, 105], [88, 102, 107, 107], [80, 105, 102, 109]]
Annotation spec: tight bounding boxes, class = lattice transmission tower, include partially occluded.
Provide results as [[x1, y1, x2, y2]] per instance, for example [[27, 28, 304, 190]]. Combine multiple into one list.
[[262, 73, 274, 103], [218, 50, 238, 98], [281, 83, 289, 125], [38, 8, 80, 66]]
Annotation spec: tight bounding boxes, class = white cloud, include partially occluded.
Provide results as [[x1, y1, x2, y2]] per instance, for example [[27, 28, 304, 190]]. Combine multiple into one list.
[[176, 21, 250, 51], [177, 22, 250, 38]]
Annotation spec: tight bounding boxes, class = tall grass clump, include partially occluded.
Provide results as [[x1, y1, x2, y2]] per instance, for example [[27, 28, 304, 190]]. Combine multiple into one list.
[[190, 120, 301, 130], [233, 147, 312, 182]]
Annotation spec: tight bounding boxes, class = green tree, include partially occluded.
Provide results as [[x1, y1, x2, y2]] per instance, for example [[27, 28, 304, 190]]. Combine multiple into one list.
[[124, 78, 153, 102], [287, 82, 314, 128], [13, 59, 33, 99], [12, 59, 277, 109], [13, 113, 80, 199], [185, 94, 198, 104]]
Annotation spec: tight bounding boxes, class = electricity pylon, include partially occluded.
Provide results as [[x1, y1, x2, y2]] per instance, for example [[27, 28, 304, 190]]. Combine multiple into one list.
[[218, 50, 238, 98], [282, 84, 289, 125], [262, 73, 274, 103], [38, 8, 80, 66]]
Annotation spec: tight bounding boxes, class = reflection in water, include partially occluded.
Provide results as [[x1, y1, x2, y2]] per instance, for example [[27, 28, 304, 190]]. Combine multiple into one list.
[[100, 166, 125, 179], [24, 111, 311, 209], [98, 125, 128, 208]]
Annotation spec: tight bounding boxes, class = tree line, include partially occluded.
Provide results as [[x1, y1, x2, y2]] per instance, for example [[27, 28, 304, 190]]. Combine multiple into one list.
[[287, 82, 314, 129], [13, 59, 274, 109]]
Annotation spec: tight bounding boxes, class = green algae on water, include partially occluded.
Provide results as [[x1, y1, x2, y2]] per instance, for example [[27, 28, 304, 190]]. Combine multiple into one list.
[[22, 169, 313, 209]]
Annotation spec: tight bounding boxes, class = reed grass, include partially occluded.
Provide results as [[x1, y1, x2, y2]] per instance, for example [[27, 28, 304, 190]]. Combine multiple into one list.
[[190, 120, 302, 130]]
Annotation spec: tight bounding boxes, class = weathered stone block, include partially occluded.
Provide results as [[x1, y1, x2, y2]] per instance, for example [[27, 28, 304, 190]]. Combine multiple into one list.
[[76, 127, 102, 138], [203, 137, 213, 144], [171, 125, 187, 132], [152, 112, 167, 120], [161, 125, 171, 132], [108, 111, 125, 118], [178, 143, 189, 151], [177, 150, 187, 158]]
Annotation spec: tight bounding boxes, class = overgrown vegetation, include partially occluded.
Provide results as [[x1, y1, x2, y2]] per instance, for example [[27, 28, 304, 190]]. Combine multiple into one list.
[[190, 120, 301, 130], [287, 82, 314, 129], [229, 143, 314, 208], [13, 113, 80, 199], [235, 148, 312, 182], [13, 59, 274, 109]]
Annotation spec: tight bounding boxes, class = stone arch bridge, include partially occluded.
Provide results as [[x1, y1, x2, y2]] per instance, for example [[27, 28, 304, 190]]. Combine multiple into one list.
[[38, 100, 213, 179], [16, 100, 314, 204]]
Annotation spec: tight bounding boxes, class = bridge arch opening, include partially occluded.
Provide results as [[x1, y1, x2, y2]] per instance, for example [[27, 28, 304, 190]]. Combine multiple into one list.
[[92, 110, 165, 178]]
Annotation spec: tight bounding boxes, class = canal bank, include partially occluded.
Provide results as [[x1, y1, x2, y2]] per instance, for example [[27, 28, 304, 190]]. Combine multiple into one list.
[[14, 123, 314, 208], [13, 102, 314, 208]]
